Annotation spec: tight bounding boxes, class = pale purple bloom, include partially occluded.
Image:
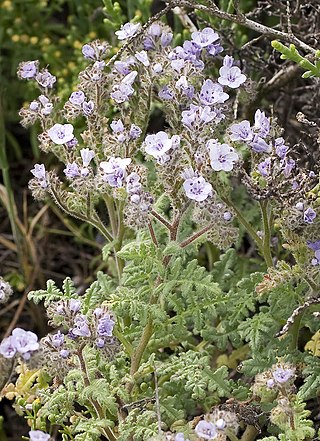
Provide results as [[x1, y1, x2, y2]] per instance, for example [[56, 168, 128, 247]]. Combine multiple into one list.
[[223, 55, 234, 68], [304, 207, 316, 224], [93, 60, 105, 70], [229, 120, 253, 142], [218, 65, 246, 88], [223, 211, 232, 221], [254, 109, 270, 138], [69, 299, 81, 313], [69, 91, 85, 105], [152, 63, 163, 74], [215, 419, 226, 430], [175, 434, 189, 441], [272, 367, 294, 384], [275, 137, 289, 159], [96, 338, 105, 348], [80, 149, 94, 168], [51, 331, 64, 348], [111, 83, 134, 103], [135, 50, 150, 67], [82, 44, 95, 60], [31, 163, 46, 180], [160, 32, 173, 47], [41, 103, 53, 116], [158, 86, 175, 100], [129, 124, 142, 139], [207, 140, 239, 172], [66, 137, 78, 149], [171, 59, 185, 72], [282, 158, 295, 177], [38, 95, 49, 106], [295, 202, 304, 211], [182, 104, 217, 128], [114, 57, 136, 75], [29, 101, 39, 111], [195, 420, 217, 440], [206, 42, 223, 56], [145, 132, 178, 159], [183, 176, 212, 202], [11, 328, 39, 359], [0, 336, 16, 358], [249, 135, 271, 153], [257, 158, 271, 177], [148, 23, 162, 37], [60, 349, 70, 358], [191, 27, 219, 48], [97, 314, 115, 337], [18, 60, 38, 79], [36, 70, 56, 88], [126, 172, 142, 195], [64, 162, 80, 179], [199, 79, 229, 105], [47, 123, 74, 145], [267, 378, 275, 388], [100, 157, 131, 187], [29, 430, 50, 441], [82, 100, 94, 116], [31, 163, 48, 188], [111, 119, 125, 133], [307, 240, 320, 265], [115, 22, 141, 40], [72, 315, 91, 337]]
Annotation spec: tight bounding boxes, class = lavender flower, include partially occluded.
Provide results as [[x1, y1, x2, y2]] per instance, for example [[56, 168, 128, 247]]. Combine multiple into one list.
[[206, 42, 223, 56], [215, 419, 226, 430], [60, 349, 70, 358], [100, 157, 131, 187], [51, 331, 65, 348], [199, 79, 229, 106], [282, 158, 295, 177], [223, 211, 232, 221], [183, 176, 212, 202], [111, 83, 135, 103], [229, 120, 253, 142], [69, 91, 85, 105], [129, 124, 142, 139], [249, 135, 271, 154], [35, 69, 56, 88], [307, 240, 320, 265], [69, 299, 81, 313], [47, 123, 74, 145], [96, 338, 105, 348], [81, 149, 95, 168], [18, 60, 39, 79], [64, 162, 81, 179], [82, 44, 96, 60], [175, 434, 190, 441], [31, 164, 48, 188], [71, 315, 91, 337], [144, 132, 179, 159], [181, 104, 217, 128], [191, 27, 219, 48], [257, 158, 271, 177], [161, 32, 173, 47], [0, 336, 17, 358], [218, 65, 246, 89], [272, 367, 294, 384], [275, 137, 289, 159], [29, 430, 51, 441], [159, 86, 175, 100], [82, 100, 95, 116], [114, 57, 136, 75], [135, 50, 150, 67], [207, 140, 239, 172], [115, 22, 141, 40], [12, 328, 39, 358], [254, 109, 270, 138], [111, 119, 125, 133], [195, 420, 217, 440], [97, 314, 115, 337], [304, 207, 317, 224]]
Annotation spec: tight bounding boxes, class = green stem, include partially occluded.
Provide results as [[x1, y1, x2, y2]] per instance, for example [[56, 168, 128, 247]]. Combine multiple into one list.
[[103, 194, 123, 280], [259, 200, 273, 268], [222, 196, 263, 248], [240, 425, 259, 441], [129, 319, 153, 386], [288, 312, 303, 351], [77, 346, 117, 441]]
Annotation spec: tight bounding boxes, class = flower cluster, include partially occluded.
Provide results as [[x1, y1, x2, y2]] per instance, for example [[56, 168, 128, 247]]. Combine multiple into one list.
[[0, 328, 39, 360]]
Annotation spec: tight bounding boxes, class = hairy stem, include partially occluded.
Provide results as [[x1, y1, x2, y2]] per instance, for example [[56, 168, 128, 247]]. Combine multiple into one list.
[[259, 200, 274, 268], [77, 346, 117, 441], [180, 223, 214, 248], [150, 209, 172, 231], [240, 425, 259, 441]]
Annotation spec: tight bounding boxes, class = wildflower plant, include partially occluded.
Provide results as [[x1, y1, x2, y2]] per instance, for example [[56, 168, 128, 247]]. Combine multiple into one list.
[[1, 7, 320, 441]]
